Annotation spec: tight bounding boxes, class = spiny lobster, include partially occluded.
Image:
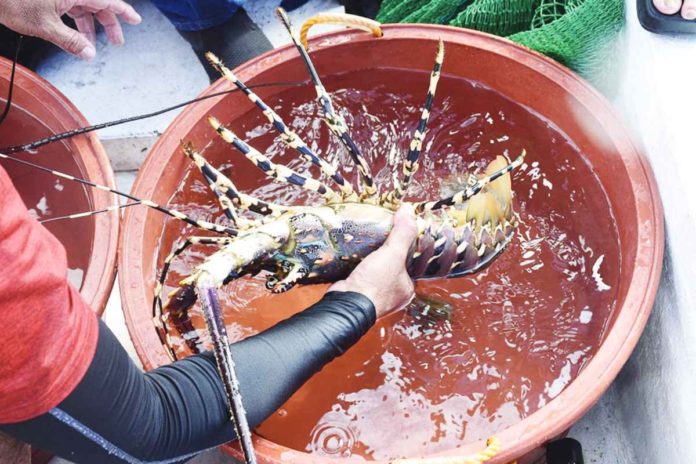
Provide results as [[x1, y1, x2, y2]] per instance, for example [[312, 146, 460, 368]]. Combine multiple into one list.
[[0, 8, 525, 463], [157, 10, 524, 460]]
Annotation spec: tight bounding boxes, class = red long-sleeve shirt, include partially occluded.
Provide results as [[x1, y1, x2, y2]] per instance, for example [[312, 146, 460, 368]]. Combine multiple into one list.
[[0, 165, 98, 423]]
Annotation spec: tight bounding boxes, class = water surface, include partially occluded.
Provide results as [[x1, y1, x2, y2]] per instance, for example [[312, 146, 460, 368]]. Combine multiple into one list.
[[157, 67, 619, 460]]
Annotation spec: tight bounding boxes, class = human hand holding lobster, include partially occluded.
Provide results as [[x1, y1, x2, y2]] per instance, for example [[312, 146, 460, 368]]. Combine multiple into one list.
[[0, 0, 141, 60], [0, 11, 525, 463], [330, 205, 418, 318]]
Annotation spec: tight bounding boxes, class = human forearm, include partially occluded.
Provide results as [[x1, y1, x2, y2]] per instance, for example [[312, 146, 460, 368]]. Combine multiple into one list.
[[0, 292, 375, 463], [223, 290, 375, 426]]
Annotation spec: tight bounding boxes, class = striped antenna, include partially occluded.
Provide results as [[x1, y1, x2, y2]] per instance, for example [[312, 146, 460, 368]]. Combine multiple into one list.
[[39, 202, 140, 224], [0, 152, 237, 235]]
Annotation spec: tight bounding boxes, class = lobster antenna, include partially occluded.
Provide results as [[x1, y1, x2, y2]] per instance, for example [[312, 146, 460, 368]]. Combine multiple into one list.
[[0, 35, 22, 127], [197, 282, 257, 464], [0, 152, 236, 235], [39, 202, 140, 224], [275, 7, 378, 200]]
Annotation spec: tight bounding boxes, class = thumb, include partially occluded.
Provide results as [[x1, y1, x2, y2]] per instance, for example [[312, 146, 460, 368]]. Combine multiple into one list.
[[45, 20, 96, 60], [384, 205, 418, 260]]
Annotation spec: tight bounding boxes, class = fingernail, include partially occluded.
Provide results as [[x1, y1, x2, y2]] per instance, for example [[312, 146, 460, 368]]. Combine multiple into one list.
[[78, 44, 96, 61]]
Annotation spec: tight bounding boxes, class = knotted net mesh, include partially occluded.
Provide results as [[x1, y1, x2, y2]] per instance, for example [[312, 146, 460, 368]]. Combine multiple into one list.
[[376, 0, 624, 79]]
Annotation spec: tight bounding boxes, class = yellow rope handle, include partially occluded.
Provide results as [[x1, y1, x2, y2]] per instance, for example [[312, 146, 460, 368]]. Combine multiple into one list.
[[390, 437, 501, 464], [300, 13, 383, 49]]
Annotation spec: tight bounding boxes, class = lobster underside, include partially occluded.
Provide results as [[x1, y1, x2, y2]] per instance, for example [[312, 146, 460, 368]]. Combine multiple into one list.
[[162, 153, 521, 353]]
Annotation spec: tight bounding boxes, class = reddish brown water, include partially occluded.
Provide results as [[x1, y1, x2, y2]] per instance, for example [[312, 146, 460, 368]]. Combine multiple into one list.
[[0, 105, 92, 288], [157, 68, 619, 460]]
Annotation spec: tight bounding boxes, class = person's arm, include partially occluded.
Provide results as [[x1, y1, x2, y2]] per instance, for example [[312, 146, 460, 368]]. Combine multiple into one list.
[[0, 0, 141, 60], [0, 169, 417, 463], [0, 292, 378, 463]]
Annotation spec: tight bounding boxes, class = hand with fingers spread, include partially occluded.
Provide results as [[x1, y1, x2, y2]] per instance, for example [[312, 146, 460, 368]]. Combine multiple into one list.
[[329, 205, 418, 318], [0, 0, 141, 61]]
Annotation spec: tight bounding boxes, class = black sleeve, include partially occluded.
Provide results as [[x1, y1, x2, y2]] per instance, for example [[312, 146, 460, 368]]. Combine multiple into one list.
[[0, 291, 375, 464]]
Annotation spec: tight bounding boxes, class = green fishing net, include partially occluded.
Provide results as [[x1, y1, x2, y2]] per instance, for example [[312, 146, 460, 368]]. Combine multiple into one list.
[[376, 0, 624, 79]]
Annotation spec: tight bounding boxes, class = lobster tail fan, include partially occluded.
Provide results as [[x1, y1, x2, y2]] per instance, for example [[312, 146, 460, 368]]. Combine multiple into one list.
[[465, 190, 504, 229], [484, 155, 514, 218]]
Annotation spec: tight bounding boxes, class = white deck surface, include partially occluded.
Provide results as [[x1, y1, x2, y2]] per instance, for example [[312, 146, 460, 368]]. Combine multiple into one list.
[[39, 0, 696, 462]]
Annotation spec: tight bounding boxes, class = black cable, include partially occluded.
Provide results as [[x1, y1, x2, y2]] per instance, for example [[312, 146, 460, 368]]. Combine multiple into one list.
[[0, 29, 308, 154], [0, 79, 308, 154], [0, 34, 23, 127]]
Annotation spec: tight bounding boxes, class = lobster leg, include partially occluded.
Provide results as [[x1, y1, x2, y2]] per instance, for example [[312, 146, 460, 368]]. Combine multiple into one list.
[[209, 116, 342, 203], [206, 53, 356, 200], [182, 144, 248, 229], [265, 260, 309, 293], [162, 232, 282, 461], [183, 144, 287, 217], [196, 279, 257, 464], [386, 40, 444, 206], [276, 7, 379, 201], [153, 236, 234, 359], [167, 223, 293, 464], [0, 152, 236, 235], [164, 224, 290, 353], [414, 150, 526, 213]]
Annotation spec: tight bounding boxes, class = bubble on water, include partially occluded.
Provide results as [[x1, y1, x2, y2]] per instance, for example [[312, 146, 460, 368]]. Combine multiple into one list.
[[309, 422, 356, 458]]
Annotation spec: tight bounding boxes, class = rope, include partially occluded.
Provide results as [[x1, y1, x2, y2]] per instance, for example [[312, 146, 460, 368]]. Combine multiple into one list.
[[391, 437, 501, 464], [300, 13, 382, 49]]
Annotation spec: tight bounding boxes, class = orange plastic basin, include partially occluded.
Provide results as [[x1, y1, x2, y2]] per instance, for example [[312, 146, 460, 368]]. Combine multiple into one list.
[[0, 58, 118, 314], [119, 26, 663, 463]]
